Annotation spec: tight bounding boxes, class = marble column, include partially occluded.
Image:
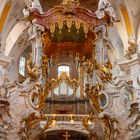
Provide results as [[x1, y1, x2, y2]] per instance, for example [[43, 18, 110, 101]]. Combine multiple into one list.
[[35, 36, 43, 68], [79, 65, 84, 99], [84, 101, 88, 114], [138, 42, 140, 52], [0, 65, 5, 86], [77, 102, 80, 114]]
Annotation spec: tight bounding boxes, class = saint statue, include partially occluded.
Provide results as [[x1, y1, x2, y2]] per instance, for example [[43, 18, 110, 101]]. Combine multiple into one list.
[[95, 0, 119, 22], [28, 21, 44, 67]]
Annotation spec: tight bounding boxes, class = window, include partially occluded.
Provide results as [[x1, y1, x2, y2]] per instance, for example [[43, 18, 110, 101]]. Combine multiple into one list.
[[100, 94, 107, 107], [19, 56, 26, 76], [58, 65, 70, 77]]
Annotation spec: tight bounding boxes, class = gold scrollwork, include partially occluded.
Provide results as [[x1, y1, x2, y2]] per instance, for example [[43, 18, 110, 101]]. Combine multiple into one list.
[[26, 57, 39, 80], [125, 40, 137, 59]]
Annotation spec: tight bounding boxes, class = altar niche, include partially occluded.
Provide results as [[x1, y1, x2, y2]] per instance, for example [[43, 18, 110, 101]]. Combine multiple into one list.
[[40, 130, 89, 140]]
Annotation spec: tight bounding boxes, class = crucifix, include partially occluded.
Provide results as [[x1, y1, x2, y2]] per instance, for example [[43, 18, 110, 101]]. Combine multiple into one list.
[[63, 132, 71, 140]]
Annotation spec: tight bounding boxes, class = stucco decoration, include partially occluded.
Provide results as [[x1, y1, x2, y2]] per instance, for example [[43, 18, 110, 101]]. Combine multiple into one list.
[[95, 0, 119, 22], [107, 26, 124, 59]]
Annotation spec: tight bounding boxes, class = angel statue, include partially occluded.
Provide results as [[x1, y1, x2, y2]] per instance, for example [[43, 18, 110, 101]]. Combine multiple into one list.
[[95, 0, 119, 22], [24, 0, 43, 14]]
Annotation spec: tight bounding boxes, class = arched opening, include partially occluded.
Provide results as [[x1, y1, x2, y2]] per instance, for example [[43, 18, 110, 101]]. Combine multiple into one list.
[[58, 65, 70, 77], [18, 56, 26, 76], [40, 130, 89, 140], [4, 21, 28, 56]]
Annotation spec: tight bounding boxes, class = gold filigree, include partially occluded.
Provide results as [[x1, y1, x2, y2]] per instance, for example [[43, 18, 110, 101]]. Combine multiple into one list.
[[66, 20, 72, 32], [83, 24, 89, 37], [50, 24, 55, 34], [62, 0, 80, 6], [98, 114, 118, 139], [99, 61, 112, 83], [42, 55, 49, 77], [82, 113, 119, 140], [26, 57, 39, 80], [75, 21, 81, 33], [82, 115, 98, 139], [58, 21, 64, 34], [87, 58, 99, 77], [49, 72, 79, 91], [41, 119, 54, 133], [85, 83, 102, 114], [125, 40, 137, 59], [38, 88, 50, 111], [20, 112, 40, 130]]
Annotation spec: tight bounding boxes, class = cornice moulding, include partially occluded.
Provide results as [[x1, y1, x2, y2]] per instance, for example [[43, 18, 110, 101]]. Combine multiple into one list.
[[117, 53, 140, 69], [0, 54, 12, 68]]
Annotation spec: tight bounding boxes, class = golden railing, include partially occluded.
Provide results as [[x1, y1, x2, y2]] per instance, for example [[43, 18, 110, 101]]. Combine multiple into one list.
[[44, 114, 89, 122]]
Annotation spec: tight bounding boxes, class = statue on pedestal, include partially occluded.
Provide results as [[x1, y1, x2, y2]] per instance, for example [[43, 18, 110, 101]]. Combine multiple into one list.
[[28, 21, 44, 67]]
